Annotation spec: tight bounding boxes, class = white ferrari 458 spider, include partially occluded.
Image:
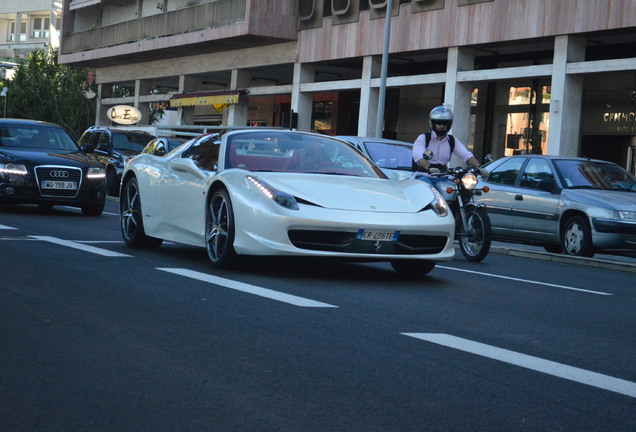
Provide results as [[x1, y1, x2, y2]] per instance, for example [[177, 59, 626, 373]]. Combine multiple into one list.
[[120, 129, 455, 276]]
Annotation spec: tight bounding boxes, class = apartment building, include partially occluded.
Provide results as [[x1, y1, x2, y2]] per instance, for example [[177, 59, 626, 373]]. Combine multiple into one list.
[[0, 0, 61, 61], [59, 0, 636, 171]]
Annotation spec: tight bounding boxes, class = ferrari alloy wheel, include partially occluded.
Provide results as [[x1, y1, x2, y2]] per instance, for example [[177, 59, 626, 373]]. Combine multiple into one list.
[[120, 177, 163, 248], [562, 214, 594, 257], [206, 188, 238, 268], [458, 207, 491, 262], [390, 259, 436, 278]]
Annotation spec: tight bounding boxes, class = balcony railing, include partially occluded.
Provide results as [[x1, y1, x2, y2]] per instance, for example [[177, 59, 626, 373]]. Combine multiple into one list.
[[61, 0, 246, 55]]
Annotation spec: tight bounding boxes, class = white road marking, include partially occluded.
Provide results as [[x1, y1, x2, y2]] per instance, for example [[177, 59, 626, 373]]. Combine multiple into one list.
[[29, 235, 132, 257], [437, 265, 612, 296], [402, 333, 636, 398], [157, 267, 338, 308], [0, 224, 17, 230]]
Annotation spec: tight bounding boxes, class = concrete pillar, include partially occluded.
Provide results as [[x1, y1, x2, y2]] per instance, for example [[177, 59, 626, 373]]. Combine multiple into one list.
[[445, 47, 475, 165], [178, 75, 198, 125], [291, 63, 315, 131], [50, 3, 61, 49], [224, 69, 250, 127], [14, 13, 22, 44], [135, 79, 152, 125], [358, 55, 381, 137], [548, 35, 586, 156]]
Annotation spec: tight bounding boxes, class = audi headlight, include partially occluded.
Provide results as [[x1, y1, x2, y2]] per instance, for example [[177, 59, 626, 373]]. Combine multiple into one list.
[[614, 210, 636, 220], [429, 184, 449, 217], [0, 163, 28, 182], [248, 175, 299, 210], [87, 167, 106, 179], [461, 173, 478, 190]]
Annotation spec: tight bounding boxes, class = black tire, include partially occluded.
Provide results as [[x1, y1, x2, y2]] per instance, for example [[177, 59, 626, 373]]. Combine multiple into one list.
[[561, 214, 594, 257], [106, 168, 120, 197], [206, 188, 238, 268], [120, 176, 163, 248], [458, 206, 491, 262], [81, 202, 105, 216], [390, 259, 436, 278], [543, 244, 563, 254]]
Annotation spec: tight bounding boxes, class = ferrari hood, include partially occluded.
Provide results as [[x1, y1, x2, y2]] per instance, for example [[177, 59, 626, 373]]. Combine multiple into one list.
[[257, 173, 436, 212]]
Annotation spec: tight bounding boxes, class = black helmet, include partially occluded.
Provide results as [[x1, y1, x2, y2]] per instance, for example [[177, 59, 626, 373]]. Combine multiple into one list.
[[429, 105, 453, 131]]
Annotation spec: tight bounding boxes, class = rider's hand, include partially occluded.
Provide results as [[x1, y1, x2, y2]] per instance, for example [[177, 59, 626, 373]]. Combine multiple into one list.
[[428, 167, 441, 174], [479, 168, 489, 178]]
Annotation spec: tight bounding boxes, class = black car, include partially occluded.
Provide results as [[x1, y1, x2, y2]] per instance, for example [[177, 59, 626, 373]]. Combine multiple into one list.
[[0, 119, 106, 215], [79, 126, 156, 196]]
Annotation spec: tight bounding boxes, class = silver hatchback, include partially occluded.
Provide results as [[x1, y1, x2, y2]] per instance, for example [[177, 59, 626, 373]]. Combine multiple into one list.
[[476, 155, 636, 257]]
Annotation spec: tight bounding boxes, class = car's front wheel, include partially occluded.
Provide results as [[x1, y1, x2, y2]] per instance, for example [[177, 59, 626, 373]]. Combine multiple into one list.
[[390, 259, 436, 278], [120, 176, 163, 248], [561, 215, 594, 257], [206, 188, 238, 268]]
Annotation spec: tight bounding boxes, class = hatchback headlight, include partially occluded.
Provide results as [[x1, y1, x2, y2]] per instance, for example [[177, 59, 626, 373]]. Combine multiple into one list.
[[248, 175, 299, 210], [87, 167, 106, 179], [614, 210, 636, 220], [461, 173, 478, 190]]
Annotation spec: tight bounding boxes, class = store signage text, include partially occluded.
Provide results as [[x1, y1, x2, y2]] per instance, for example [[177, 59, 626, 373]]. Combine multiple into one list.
[[603, 111, 636, 133], [107, 105, 141, 125]]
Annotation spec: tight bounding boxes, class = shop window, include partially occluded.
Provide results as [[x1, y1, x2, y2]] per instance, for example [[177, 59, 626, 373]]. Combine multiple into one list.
[[312, 102, 333, 134]]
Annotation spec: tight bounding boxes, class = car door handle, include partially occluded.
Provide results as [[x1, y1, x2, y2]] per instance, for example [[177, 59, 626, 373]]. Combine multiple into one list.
[[515, 194, 523, 201]]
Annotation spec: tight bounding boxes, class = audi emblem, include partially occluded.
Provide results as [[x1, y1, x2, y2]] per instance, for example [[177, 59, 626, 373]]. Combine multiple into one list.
[[49, 170, 70, 178]]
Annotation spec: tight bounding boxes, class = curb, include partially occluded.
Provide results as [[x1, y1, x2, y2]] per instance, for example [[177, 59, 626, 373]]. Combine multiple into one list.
[[488, 245, 636, 274]]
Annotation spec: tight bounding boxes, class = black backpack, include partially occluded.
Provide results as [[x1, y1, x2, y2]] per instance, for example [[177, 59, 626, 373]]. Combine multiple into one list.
[[412, 131, 456, 172]]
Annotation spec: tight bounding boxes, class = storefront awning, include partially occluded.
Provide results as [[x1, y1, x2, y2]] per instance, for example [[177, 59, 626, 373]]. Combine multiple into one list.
[[69, 0, 102, 10], [170, 90, 247, 112]]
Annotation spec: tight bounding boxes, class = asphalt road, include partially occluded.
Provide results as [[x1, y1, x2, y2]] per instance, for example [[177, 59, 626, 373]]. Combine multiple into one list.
[[1, 201, 635, 431]]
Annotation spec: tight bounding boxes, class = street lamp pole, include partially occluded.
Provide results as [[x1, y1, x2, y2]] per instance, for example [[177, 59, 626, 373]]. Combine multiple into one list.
[[375, 0, 393, 138]]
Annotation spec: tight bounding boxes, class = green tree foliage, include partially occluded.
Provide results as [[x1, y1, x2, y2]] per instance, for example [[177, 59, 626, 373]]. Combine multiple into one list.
[[3, 48, 95, 138]]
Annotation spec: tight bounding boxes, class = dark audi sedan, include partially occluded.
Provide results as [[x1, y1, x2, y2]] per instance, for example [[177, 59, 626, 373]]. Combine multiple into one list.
[[0, 119, 106, 215]]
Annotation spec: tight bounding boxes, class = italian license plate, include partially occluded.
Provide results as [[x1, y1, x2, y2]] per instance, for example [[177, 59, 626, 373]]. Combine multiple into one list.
[[356, 229, 400, 241], [42, 180, 77, 190]]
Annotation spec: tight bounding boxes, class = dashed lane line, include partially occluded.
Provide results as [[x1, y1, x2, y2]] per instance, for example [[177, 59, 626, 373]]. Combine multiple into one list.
[[157, 267, 338, 308], [437, 265, 612, 296], [29, 235, 132, 257], [402, 333, 636, 398]]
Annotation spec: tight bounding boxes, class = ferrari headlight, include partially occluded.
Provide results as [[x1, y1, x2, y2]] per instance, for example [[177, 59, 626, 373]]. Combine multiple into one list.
[[247, 175, 299, 210], [461, 173, 478, 190], [87, 167, 106, 179], [429, 184, 449, 217], [614, 210, 636, 220]]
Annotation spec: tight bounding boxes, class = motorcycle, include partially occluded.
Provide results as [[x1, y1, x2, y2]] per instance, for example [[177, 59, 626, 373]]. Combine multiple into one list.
[[415, 156, 492, 262]]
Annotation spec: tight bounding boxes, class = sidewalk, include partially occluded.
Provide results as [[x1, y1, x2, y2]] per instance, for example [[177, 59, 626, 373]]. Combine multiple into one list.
[[488, 241, 636, 273]]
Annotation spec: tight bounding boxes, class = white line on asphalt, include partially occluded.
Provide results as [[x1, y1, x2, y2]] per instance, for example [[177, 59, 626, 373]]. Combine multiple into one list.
[[157, 267, 338, 308], [0, 224, 17, 229], [402, 333, 636, 398], [29, 235, 132, 257], [62, 206, 118, 217], [437, 265, 612, 296]]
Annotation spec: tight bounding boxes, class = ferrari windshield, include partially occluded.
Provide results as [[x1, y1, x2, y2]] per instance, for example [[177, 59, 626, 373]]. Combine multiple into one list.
[[554, 159, 636, 192], [225, 131, 387, 178], [0, 125, 79, 151]]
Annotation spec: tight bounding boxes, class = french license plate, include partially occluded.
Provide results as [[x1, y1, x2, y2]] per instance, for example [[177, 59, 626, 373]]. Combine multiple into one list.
[[356, 229, 400, 241], [42, 180, 77, 190]]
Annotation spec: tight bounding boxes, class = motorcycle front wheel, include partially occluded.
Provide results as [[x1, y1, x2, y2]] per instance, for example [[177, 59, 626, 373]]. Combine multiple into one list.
[[458, 206, 492, 262]]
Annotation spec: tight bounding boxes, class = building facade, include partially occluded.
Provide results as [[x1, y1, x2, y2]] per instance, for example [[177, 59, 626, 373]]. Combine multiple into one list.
[[58, 0, 636, 172], [0, 0, 61, 60]]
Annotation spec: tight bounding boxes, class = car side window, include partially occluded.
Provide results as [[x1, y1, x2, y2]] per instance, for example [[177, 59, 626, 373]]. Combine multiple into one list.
[[182, 135, 219, 171], [520, 158, 556, 191], [87, 132, 101, 147], [488, 158, 525, 186]]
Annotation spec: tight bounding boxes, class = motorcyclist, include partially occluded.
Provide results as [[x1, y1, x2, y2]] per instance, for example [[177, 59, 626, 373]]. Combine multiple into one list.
[[412, 105, 488, 185]]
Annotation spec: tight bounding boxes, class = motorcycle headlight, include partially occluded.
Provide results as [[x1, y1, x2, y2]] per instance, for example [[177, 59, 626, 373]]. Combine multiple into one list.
[[87, 167, 106, 179], [461, 173, 478, 190], [248, 175, 299, 210], [429, 184, 449, 217]]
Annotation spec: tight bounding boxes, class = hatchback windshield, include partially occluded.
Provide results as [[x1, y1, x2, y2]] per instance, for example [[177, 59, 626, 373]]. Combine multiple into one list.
[[0, 125, 78, 151], [554, 159, 636, 192]]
